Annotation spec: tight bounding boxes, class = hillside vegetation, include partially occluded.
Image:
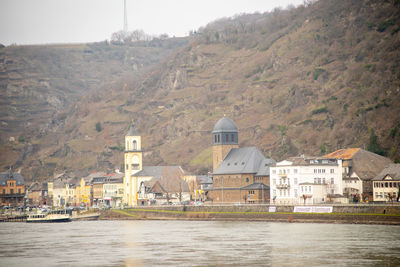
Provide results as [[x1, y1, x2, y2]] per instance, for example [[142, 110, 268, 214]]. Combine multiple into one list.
[[1, 0, 400, 181]]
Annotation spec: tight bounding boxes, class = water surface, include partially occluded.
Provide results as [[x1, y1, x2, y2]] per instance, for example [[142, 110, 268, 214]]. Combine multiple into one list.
[[1, 221, 399, 266]]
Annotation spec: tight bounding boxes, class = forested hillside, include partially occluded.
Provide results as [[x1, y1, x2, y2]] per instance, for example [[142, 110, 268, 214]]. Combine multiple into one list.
[[1, 0, 399, 181]]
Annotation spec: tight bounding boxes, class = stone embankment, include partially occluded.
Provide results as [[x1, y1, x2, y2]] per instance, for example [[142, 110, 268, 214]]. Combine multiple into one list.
[[100, 204, 400, 225]]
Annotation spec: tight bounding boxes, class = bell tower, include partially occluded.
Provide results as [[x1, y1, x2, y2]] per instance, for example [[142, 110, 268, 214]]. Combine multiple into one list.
[[212, 117, 239, 171], [123, 122, 142, 206]]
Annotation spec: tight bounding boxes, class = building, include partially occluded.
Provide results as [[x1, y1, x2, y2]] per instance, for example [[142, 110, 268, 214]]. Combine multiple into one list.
[[75, 175, 94, 207], [324, 148, 392, 202], [136, 166, 189, 205], [372, 164, 400, 202], [209, 117, 274, 204], [26, 182, 48, 207], [0, 169, 25, 207], [122, 123, 188, 206], [270, 157, 344, 205], [123, 123, 143, 206], [103, 174, 124, 208], [48, 173, 76, 207]]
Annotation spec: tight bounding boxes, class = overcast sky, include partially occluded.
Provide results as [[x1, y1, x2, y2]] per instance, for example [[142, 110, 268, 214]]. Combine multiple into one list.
[[0, 0, 304, 46]]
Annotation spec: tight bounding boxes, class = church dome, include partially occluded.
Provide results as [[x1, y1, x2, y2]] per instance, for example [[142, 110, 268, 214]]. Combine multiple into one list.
[[212, 117, 238, 133]]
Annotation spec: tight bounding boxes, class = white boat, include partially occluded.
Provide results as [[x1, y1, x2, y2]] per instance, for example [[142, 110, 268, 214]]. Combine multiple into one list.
[[26, 210, 71, 223]]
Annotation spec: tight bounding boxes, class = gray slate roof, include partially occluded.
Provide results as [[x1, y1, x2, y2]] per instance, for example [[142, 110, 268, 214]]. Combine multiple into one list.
[[134, 166, 184, 178], [136, 166, 189, 193], [213, 146, 275, 175], [241, 183, 270, 190], [0, 170, 24, 186], [212, 117, 238, 133], [373, 164, 400, 181], [126, 123, 139, 136]]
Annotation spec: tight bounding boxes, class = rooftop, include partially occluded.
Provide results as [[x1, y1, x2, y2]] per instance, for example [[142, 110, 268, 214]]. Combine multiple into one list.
[[213, 146, 275, 175], [212, 117, 238, 133]]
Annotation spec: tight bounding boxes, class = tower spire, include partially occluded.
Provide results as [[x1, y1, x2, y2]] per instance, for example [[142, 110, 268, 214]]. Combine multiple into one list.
[[123, 0, 128, 32]]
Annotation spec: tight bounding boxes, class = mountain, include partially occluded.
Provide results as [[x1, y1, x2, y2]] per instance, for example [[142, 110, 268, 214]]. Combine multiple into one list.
[[1, 0, 400, 181]]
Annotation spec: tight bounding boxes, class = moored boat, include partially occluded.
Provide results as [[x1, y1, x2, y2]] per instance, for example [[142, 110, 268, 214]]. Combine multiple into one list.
[[26, 209, 71, 223]]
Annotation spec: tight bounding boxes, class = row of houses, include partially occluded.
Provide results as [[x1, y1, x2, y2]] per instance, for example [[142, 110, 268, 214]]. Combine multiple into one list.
[[1, 117, 399, 208], [46, 169, 201, 208], [269, 148, 398, 205]]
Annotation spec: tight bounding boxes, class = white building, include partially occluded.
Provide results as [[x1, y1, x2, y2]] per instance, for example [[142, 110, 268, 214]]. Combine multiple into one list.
[[270, 156, 343, 205], [372, 164, 400, 202]]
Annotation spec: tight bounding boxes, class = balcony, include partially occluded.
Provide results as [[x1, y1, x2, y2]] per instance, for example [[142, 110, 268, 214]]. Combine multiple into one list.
[[278, 173, 287, 178], [276, 184, 290, 189]]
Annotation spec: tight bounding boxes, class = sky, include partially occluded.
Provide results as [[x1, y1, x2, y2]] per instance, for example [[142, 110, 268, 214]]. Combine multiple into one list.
[[0, 0, 305, 46]]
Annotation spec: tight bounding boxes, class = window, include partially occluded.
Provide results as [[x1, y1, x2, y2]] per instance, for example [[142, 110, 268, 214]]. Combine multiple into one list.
[[309, 186, 311, 191], [18, 189, 21, 194], [294, 178, 297, 184], [225, 134, 229, 142], [273, 179, 276, 185], [322, 178, 325, 184], [249, 190, 255, 195], [314, 178, 317, 184], [330, 169, 334, 173], [318, 178, 321, 184], [131, 164, 139, 170], [294, 169, 298, 174], [10, 189, 14, 194], [331, 178, 334, 184], [246, 178, 249, 183], [217, 135, 220, 143], [2, 189, 4, 194], [231, 134, 235, 142], [133, 140, 137, 150], [214, 134, 217, 143], [294, 189, 298, 198]]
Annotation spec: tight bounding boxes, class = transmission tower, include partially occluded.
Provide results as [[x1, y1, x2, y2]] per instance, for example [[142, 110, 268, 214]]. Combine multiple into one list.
[[123, 0, 128, 32]]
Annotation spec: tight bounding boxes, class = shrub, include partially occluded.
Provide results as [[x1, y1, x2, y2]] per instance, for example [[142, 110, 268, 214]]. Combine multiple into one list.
[[313, 68, 324, 80], [377, 18, 395, 32], [95, 122, 102, 132], [311, 106, 328, 115], [367, 129, 385, 156]]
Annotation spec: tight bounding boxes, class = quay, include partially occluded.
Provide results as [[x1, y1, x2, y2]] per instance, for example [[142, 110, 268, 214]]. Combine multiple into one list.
[[100, 204, 400, 225]]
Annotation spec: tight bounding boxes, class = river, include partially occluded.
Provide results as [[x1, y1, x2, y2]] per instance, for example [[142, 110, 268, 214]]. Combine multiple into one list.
[[0, 220, 399, 266]]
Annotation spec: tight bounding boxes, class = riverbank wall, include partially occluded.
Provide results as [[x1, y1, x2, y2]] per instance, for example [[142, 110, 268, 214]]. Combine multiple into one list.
[[100, 204, 400, 225]]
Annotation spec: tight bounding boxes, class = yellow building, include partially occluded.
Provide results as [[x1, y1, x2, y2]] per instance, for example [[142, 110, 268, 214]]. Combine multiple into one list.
[[75, 177, 92, 207], [123, 123, 143, 206]]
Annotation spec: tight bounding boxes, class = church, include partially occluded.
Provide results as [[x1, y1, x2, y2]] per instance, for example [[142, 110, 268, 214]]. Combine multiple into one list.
[[208, 117, 275, 204], [123, 123, 187, 206]]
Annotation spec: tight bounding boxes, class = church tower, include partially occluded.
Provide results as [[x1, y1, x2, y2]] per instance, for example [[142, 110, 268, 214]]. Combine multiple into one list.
[[123, 123, 143, 206], [212, 117, 239, 171]]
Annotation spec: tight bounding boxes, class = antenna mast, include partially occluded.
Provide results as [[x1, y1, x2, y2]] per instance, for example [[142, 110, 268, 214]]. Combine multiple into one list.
[[123, 0, 128, 32]]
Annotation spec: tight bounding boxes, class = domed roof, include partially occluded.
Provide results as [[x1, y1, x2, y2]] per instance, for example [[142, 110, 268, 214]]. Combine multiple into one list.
[[212, 117, 238, 133]]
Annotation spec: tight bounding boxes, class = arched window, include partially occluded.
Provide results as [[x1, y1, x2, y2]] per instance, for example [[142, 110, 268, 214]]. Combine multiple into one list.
[[133, 140, 137, 150]]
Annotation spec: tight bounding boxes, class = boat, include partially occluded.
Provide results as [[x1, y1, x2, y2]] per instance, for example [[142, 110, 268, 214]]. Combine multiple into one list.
[[26, 209, 71, 223]]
